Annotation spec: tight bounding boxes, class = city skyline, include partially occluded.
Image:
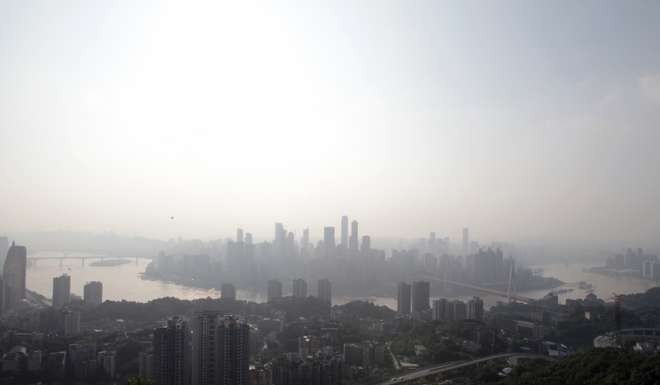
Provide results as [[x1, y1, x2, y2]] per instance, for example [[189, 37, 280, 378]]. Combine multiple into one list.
[[1, 1, 660, 384]]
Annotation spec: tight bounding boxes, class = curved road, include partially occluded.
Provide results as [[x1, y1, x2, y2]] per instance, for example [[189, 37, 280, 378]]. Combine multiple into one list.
[[379, 353, 554, 385]]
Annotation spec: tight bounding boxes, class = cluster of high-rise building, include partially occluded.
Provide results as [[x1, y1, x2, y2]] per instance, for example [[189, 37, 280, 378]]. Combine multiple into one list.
[[271, 353, 343, 385], [396, 281, 430, 314], [151, 219, 513, 304], [147, 313, 250, 385], [1, 240, 103, 337], [2, 343, 117, 381], [292, 215, 371, 259], [225, 229, 258, 286], [274, 216, 374, 260], [607, 247, 647, 271], [266, 278, 332, 305], [432, 297, 484, 322], [0, 240, 104, 315], [642, 257, 660, 280], [52, 274, 104, 308], [603, 247, 660, 281], [51, 275, 103, 336], [205, 217, 374, 293], [465, 248, 515, 285], [147, 221, 532, 318], [397, 280, 484, 322]]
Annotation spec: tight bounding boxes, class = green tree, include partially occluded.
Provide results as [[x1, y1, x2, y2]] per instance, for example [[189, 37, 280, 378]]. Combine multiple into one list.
[[127, 376, 154, 385]]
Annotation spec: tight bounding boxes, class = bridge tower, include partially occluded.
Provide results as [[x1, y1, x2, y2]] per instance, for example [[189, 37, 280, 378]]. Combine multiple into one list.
[[506, 262, 516, 303], [611, 293, 623, 346]]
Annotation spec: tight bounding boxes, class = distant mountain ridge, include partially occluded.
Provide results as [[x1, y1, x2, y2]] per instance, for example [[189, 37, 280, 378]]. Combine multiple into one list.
[[7, 231, 167, 258]]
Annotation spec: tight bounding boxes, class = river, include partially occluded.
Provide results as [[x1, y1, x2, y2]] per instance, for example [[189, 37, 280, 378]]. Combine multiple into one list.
[[26, 252, 659, 309]]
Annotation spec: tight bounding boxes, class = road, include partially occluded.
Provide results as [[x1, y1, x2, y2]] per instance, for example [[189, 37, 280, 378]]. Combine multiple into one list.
[[387, 344, 402, 371], [378, 353, 554, 385]]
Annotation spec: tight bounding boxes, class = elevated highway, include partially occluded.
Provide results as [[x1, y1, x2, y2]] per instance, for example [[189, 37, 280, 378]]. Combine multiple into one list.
[[379, 353, 555, 384]]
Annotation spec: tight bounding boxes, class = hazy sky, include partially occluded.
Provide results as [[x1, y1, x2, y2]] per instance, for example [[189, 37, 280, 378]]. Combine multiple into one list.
[[2, 1, 660, 246]]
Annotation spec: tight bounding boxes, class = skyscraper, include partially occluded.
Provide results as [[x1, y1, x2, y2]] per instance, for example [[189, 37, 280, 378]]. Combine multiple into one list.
[[323, 227, 335, 251], [467, 296, 484, 321], [62, 309, 80, 335], [267, 279, 282, 302], [412, 281, 430, 313], [97, 350, 117, 379], [360, 236, 371, 252], [139, 352, 154, 382], [340, 216, 348, 249], [83, 281, 103, 306], [462, 227, 469, 256], [349, 221, 359, 252], [301, 228, 310, 249], [236, 228, 244, 243], [154, 317, 189, 385], [221, 283, 236, 301], [52, 274, 71, 309], [452, 300, 467, 321], [244, 233, 253, 245], [0, 237, 9, 272], [217, 315, 249, 385], [317, 279, 332, 305], [192, 312, 220, 385], [274, 223, 285, 244], [397, 282, 411, 314], [2, 241, 26, 311], [292, 279, 307, 298], [432, 298, 449, 322]]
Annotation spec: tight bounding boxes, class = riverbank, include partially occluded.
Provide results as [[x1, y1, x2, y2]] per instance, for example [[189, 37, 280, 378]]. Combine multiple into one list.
[[26, 257, 659, 309], [90, 258, 132, 267], [142, 264, 564, 304], [584, 265, 657, 280]]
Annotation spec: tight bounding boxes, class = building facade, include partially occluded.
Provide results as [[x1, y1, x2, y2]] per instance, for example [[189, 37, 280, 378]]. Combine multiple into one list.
[[317, 279, 332, 305], [397, 282, 411, 314], [154, 317, 189, 385], [268, 279, 283, 302], [83, 281, 103, 306], [52, 274, 71, 309], [292, 279, 307, 298], [2, 242, 26, 311], [221, 284, 236, 301], [217, 315, 250, 385], [412, 281, 430, 313]]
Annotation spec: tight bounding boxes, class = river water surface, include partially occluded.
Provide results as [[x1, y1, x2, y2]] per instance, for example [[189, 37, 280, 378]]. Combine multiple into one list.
[[26, 252, 658, 309]]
